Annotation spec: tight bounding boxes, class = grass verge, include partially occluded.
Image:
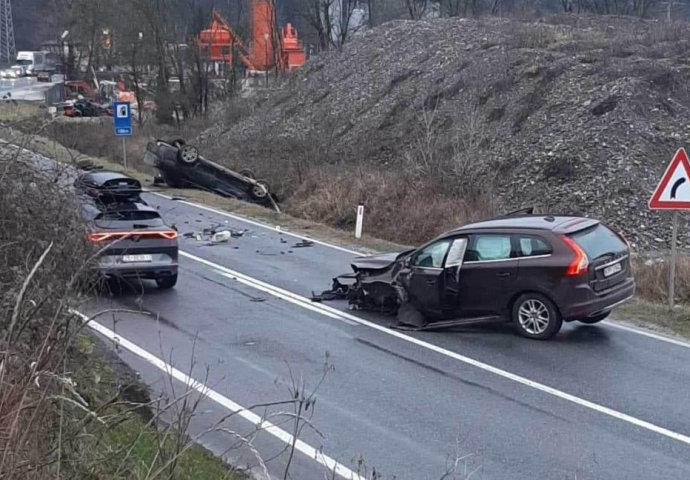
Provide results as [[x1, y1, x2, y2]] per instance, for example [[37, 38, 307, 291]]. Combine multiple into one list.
[[67, 332, 245, 480], [615, 299, 690, 341]]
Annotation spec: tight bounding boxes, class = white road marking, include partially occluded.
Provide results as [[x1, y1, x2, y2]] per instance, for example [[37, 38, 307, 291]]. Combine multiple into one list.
[[179, 250, 690, 448], [72, 310, 364, 480], [150, 192, 363, 255], [603, 320, 690, 350]]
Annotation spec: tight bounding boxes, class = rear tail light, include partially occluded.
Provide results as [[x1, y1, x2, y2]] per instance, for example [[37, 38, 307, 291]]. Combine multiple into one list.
[[88, 230, 178, 243], [561, 235, 589, 276], [88, 232, 111, 243], [159, 230, 178, 240]]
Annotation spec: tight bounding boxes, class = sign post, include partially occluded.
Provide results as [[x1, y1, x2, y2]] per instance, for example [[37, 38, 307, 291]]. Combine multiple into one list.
[[113, 101, 132, 168], [648, 147, 690, 309]]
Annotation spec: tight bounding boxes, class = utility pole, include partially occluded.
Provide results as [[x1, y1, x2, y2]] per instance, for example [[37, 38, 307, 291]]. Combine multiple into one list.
[[0, 0, 16, 65]]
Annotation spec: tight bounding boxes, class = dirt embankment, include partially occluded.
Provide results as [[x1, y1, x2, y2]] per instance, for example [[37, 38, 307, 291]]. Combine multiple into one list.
[[199, 14, 690, 248]]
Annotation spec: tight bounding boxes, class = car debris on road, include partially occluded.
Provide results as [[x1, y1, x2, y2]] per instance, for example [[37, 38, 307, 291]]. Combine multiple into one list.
[[144, 138, 279, 211], [316, 209, 635, 340], [182, 222, 249, 245]]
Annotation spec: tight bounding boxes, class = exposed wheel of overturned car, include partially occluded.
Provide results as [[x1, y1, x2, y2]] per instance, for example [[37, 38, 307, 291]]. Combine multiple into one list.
[[512, 293, 562, 340], [177, 145, 199, 165], [239, 169, 255, 179], [250, 180, 270, 199]]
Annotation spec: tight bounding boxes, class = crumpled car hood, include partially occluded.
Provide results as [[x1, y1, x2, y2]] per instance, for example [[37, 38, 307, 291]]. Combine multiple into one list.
[[351, 250, 412, 271]]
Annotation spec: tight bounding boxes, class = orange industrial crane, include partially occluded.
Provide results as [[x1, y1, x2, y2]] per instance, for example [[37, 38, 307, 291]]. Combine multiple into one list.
[[198, 10, 257, 70], [197, 2, 305, 74]]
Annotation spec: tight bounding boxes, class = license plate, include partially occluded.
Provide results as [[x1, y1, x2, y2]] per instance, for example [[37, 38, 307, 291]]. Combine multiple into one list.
[[122, 254, 153, 263], [603, 262, 622, 277]]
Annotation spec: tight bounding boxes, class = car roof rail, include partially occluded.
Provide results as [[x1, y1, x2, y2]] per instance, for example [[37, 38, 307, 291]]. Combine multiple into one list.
[[496, 207, 535, 218]]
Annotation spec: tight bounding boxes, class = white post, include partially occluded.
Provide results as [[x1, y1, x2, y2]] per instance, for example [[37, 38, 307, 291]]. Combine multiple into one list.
[[355, 205, 364, 239], [669, 211, 679, 309], [122, 137, 127, 169]]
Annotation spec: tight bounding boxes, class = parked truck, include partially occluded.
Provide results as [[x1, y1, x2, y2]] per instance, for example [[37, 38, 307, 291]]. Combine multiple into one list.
[[6, 51, 58, 77]]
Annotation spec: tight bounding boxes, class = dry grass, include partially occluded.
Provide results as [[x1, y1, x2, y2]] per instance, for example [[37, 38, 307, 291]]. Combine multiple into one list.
[[632, 255, 690, 304], [616, 300, 690, 341], [285, 165, 496, 244]]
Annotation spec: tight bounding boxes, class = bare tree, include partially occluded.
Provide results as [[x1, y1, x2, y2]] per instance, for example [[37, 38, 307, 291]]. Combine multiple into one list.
[[405, 0, 429, 19], [301, 0, 363, 50], [443, 0, 479, 16]]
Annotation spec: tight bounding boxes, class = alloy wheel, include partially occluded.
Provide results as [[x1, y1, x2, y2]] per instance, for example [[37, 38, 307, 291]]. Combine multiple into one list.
[[518, 299, 550, 335]]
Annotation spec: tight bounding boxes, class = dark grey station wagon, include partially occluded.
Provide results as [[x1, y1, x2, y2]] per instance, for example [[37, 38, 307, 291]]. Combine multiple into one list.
[[344, 214, 635, 339]]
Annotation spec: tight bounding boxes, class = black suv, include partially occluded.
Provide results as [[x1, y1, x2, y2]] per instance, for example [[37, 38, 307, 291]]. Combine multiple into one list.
[[75, 171, 179, 289], [344, 215, 635, 339]]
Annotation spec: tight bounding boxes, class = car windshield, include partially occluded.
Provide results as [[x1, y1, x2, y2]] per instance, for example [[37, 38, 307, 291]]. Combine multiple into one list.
[[15, 59, 31, 66], [569, 224, 626, 260]]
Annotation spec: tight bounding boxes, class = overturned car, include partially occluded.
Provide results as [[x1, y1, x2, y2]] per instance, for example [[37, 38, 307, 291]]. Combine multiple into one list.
[[328, 212, 635, 340], [144, 139, 274, 208]]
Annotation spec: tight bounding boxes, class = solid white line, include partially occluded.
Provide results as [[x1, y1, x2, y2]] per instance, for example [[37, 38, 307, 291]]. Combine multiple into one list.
[[72, 310, 364, 480], [603, 320, 690, 350], [179, 250, 690, 447], [150, 192, 363, 256]]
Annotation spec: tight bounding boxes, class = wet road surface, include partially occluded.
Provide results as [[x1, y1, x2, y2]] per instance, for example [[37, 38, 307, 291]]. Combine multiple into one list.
[[79, 193, 690, 480]]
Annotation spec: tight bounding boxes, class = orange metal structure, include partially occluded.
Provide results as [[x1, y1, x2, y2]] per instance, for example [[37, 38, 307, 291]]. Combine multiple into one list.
[[198, 3, 305, 73], [281, 24, 306, 71], [250, 0, 275, 71], [198, 10, 255, 69]]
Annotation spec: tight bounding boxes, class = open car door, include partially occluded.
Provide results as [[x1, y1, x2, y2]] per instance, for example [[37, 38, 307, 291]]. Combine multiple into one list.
[[403, 237, 468, 318]]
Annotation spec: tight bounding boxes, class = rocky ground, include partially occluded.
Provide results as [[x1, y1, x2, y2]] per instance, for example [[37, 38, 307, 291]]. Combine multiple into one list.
[[202, 14, 690, 250]]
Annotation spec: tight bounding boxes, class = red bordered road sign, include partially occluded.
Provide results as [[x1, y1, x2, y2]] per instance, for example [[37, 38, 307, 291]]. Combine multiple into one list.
[[649, 148, 690, 210]]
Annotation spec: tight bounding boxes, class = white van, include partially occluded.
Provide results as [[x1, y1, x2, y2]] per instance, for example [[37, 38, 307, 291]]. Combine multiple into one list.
[[15, 51, 53, 76]]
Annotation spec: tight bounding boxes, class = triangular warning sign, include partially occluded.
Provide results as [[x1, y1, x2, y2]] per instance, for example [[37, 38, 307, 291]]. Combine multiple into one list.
[[649, 148, 690, 210]]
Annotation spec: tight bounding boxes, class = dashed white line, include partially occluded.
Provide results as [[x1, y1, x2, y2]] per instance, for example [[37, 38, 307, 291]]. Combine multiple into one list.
[[72, 310, 365, 480], [179, 249, 690, 448]]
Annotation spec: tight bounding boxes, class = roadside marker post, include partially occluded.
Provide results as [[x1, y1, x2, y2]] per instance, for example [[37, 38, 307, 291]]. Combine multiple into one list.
[[355, 205, 364, 239], [113, 101, 132, 168], [648, 147, 690, 309]]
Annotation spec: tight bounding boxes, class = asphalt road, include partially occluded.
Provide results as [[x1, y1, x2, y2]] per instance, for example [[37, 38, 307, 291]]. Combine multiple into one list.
[[80, 193, 690, 480]]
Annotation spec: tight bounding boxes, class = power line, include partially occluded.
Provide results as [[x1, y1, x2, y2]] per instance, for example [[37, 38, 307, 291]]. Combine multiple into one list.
[[0, 0, 15, 65]]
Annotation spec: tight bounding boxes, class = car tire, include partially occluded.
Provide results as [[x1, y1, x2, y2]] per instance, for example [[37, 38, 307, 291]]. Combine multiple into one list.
[[156, 274, 177, 289], [176, 145, 199, 165], [239, 168, 255, 179], [512, 293, 562, 340], [250, 180, 270, 199], [578, 311, 610, 324]]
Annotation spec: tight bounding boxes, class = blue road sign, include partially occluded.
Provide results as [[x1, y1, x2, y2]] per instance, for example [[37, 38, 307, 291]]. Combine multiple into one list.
[[113, 101, 132, 136]]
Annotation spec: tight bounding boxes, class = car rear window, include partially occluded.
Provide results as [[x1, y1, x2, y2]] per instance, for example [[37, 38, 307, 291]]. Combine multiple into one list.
[[516, 236, 552, 257], [569, 224, 626, 260], [95, 210, 164, 227]]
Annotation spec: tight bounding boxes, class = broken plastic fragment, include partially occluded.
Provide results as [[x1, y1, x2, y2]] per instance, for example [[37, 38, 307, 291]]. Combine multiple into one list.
[[293, 240, 315, 248]]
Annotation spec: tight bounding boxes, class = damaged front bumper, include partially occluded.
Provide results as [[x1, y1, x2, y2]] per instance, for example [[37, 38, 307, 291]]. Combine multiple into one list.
[[313, 273, 405, 316]]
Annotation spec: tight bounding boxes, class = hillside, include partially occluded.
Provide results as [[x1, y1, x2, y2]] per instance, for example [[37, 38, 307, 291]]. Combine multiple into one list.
[[202, 14, 690, 248]]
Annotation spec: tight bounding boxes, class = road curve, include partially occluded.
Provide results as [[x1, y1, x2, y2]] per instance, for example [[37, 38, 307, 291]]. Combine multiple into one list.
[[81, 193, 690, 480]]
